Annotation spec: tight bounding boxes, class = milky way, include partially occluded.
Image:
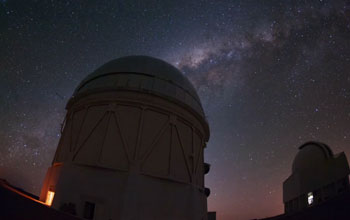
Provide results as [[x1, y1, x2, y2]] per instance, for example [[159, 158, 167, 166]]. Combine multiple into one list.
[[1, 1, 350, 219]]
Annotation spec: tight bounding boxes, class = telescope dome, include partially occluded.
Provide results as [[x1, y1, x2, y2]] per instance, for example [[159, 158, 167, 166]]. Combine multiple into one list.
[[73, 55, 205, 117]]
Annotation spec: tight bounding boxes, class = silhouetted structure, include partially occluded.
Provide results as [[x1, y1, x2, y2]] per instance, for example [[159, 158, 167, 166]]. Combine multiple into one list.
[[256, 191, 350, 220], [256, 141, 350, 220], [0, 56, 213, 220], [39, 56, 211, 220], [284, 141, 350, 212], [0, 179, 80, 220]]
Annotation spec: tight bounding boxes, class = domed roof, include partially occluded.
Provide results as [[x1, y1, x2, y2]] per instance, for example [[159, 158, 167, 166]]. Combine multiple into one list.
[[292, 141, 333, 172], [73, 56, 205, 118]]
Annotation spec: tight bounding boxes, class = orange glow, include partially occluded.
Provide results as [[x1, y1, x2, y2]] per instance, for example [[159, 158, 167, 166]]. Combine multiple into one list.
[[45, 191, 55, 206], [0, 180, 46, 205]]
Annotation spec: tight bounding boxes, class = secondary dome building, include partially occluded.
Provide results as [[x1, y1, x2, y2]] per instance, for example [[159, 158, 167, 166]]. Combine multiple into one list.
[[39, 56, 211, 220], [283, 141, 350, 213], [254, 141, 350, 220]]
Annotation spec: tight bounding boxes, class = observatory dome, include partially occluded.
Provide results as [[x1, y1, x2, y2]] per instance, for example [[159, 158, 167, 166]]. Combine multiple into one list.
[[283, 141, 350, 213], [41, 55, 211, 220], [72, 55, 205, 118], [292, 141, 333, 172]]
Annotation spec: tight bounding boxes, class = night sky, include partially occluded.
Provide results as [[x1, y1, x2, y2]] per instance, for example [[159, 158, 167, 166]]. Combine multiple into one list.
[[1, 0, 350, 219]]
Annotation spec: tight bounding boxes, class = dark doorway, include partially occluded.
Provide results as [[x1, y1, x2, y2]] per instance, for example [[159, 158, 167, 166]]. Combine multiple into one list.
[[83, 201, 95, 220]]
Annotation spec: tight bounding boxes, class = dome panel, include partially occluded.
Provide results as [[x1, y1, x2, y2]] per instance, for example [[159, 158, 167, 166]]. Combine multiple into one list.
[[292, 141, 333, 172], [73, 56, 205, 117]]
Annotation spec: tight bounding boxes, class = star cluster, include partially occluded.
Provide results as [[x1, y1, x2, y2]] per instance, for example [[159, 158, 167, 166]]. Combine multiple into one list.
[[1, 1, 350, 219]]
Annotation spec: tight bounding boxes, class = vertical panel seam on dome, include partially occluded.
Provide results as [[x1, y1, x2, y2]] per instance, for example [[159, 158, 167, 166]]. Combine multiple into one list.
[[113, 109, 132, 163], [54, 112, 72, 163], [168, 123, 173, 176], [72, 112, 108, 161], [174, 124, 193, 183], [140, 118, 170, 165], [134, 107, 145, 161], [73, 107, 89, 153], [110, 112, 131, 166], [97, 111, 112, 164]]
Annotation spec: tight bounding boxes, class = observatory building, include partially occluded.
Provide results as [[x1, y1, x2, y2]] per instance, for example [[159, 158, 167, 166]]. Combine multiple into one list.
[[38, 56, 211, 220], [256, 141, 350, 220], [283, 141, 350, 213]]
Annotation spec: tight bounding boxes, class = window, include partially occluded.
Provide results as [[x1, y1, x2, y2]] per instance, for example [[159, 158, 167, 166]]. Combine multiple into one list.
[[45, 191, 55, 206], [307, 192, 314, 205], [83, 201, 95, 220]]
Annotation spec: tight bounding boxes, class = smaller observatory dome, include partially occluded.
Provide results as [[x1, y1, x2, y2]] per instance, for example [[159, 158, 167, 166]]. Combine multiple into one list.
[[283, 141, 350, 213], [292, 141, 333, 172], [72, 56, 205, 118]]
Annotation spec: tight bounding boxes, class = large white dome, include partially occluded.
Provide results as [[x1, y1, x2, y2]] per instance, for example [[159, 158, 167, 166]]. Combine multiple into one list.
[[72, 55, 205, 118], [41, 55, 210, 220]]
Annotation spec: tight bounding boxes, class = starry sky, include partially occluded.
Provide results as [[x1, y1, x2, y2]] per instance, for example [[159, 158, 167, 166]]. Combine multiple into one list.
[[1, 0, 350, 219]]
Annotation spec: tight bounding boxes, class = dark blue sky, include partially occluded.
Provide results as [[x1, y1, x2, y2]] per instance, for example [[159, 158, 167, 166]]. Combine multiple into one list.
[[1, 1, 350, 219]]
